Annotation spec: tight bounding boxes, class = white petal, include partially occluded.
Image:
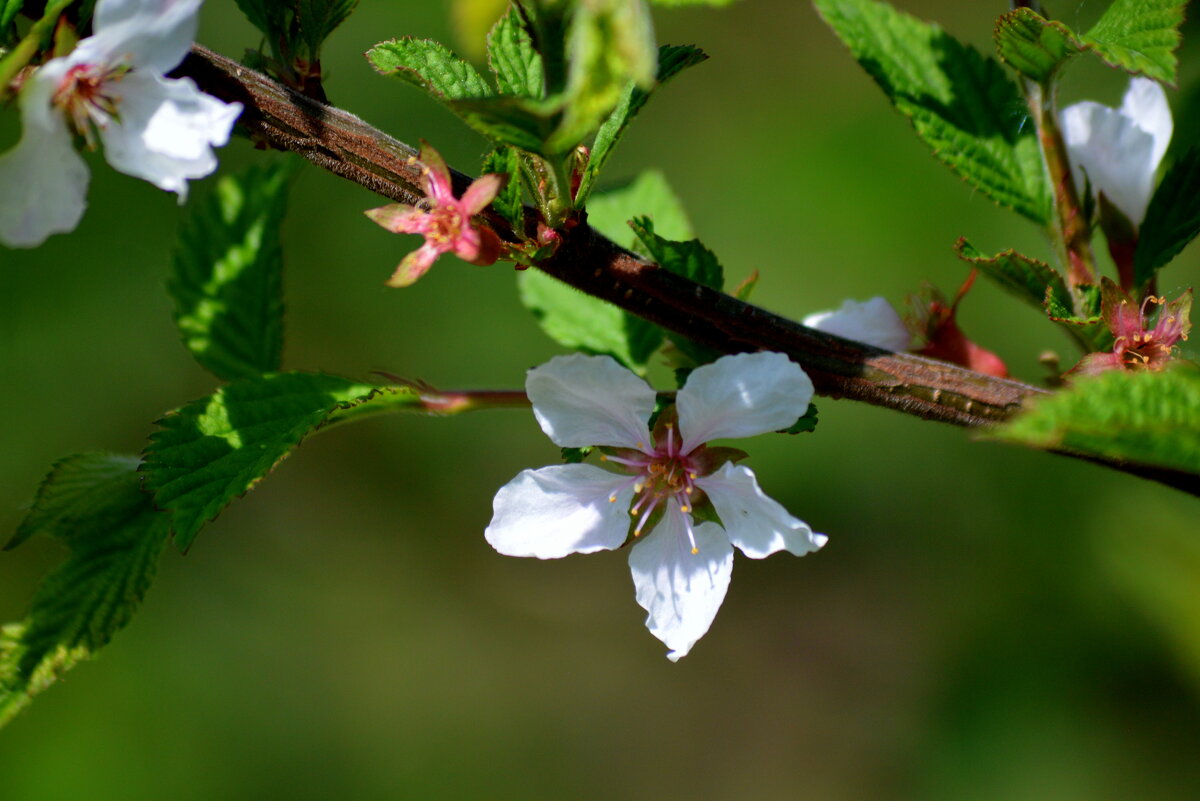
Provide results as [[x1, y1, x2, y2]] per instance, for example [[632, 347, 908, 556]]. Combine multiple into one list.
[[676, 352, 813, 452], [1120, 77, 1172, 169], [485, 464, 635, 559], [696, 463, 826, 559], [89, 0, 202, 74], [629, 509, 732, 661], [0, 63, 89, 248], [1061, 98, 1157, 225], [99, 72, 240, 199], [526, 354, 655, 449], [802, 297, 911, 351]]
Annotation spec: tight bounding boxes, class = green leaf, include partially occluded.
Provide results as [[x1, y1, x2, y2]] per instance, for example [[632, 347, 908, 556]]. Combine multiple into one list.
[[482, 146, 526, 231], [234, 0, 290, 36], [487, 3, 544, 98], [648, 0, 739, 5], [518, 271, 664, 372], [993, 8, 1080, 84], [1082, 0, 1185, 85], [956, 238, 1071, 314], [815, 0, 1051, 224], [1135, 147, 1200, 287], [297, 0, 359, 57], [629, 217, 723, 291], [551, 0, 658, 153], [1, 0, 23, 32], [778, 403, 818, 435], [561, 446, 593, 463], [518, 170, 694, 371], [585, 168, 694, 249], [170, 160, 295, 382], [991, 367, 1200, 476], [367, 37, 495, 101], [143, 373, 397, 551], [0, 454, 170, 728], [629, 216, 724, 364], [446, 94, 561, 152], [576, 44, 707, 204]]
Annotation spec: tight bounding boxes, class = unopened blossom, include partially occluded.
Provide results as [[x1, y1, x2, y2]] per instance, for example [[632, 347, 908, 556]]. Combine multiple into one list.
[[803, 296, 911, 351], [1071, 281, 1191, 375], [0, 0, 243, 248], [485, 351, 826, 661], [910, 271, 1009, 378], [1061, 77, 1173, 228], [365, 144, 504, 287]]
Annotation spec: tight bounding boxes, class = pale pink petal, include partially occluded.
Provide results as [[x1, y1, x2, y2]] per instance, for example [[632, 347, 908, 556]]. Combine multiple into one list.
[[677, 352, 813, 452], [803, 297, 911, 351], [418, 143, 455, 204], [526, 354, 655, 449], [459, 173, 504, 215], [485, 464, 635, 558], [629, 508, 733, 661], [386, 243, 442, 287], [696, 463, 826, 559], [0, 62, 89, 248], [365, 203, 425, 234], [451, 224, 484, 262]]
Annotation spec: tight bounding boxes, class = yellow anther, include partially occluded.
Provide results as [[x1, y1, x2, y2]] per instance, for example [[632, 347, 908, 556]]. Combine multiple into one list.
[[608, 495, 617, 503], [690, 547, 699, 555], [600, 454, 608, 461], [680, 505, 690, 513], [685, 487, 693, 495], [688, 472, 697, 479]]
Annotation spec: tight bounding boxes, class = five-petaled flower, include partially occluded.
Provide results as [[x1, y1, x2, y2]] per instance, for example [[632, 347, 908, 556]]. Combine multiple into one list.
[[0, 0, 243, 248], [1060, 77, 1173, 229], [365, 143, 504, 287], [485, 351, 826, 661], [1071, 280, 1191, 375]]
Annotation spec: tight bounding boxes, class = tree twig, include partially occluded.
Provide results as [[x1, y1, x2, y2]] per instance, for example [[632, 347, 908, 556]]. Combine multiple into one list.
[[174, 45, 1200, 497]]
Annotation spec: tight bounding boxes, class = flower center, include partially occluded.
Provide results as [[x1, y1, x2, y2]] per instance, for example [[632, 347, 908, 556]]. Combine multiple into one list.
[[601, 422, 708, 554], [53, 63, 129, 147]]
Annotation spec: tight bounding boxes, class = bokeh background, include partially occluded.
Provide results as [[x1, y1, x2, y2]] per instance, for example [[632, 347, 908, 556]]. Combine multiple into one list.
[[3, 1, 1200, 798]]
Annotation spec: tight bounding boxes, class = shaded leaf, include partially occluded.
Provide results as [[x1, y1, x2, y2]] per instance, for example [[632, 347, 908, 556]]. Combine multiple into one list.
[[956, 238, 1071, 313], [778, 403, 819, 435], [0, 454, 169, 728], [482, 146, 525, 232], [991, 367, 1200, 476], [297, 0, 359, 56], [815, 0, 1051, 224], [170, 160, 295, 382], [1135, 147, 1200, 287], [577, 44, 707, 203]]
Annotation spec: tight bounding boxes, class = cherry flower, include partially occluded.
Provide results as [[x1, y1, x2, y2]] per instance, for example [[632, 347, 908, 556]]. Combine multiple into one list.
[[0, 0, 243, 248], [1070, 281, 1191, 375], [485, 351, 826, 661], [364, 143, 504, 287], [1060, 77, 1173, 228], [803, 296, 911, 351]]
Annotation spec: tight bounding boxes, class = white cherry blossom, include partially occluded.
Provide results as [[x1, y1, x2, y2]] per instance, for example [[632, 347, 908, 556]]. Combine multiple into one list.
[[0, 0, 242, 248], [1060, 77, 1173, 227], [803, 296, 911, 351], [485, 351, 826, 661]]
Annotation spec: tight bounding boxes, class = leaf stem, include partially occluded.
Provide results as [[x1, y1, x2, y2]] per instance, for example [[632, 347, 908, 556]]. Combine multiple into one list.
[[0, 0, 75, 101]]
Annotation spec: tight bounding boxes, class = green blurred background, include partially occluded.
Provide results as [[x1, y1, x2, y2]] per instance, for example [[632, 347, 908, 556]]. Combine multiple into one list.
[[3, 1, 1200, 798]]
